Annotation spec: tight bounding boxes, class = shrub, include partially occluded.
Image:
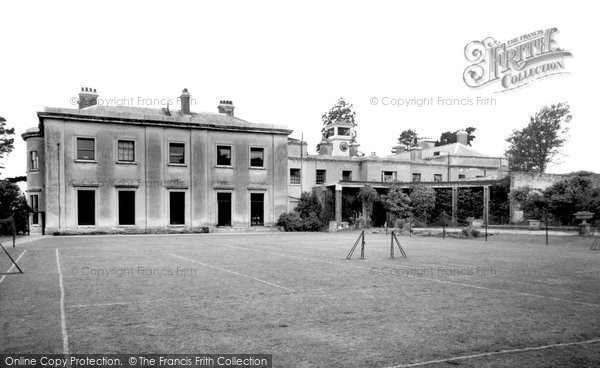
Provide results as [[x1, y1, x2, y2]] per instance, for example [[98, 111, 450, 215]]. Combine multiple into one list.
[[277, 212, 305, 232]]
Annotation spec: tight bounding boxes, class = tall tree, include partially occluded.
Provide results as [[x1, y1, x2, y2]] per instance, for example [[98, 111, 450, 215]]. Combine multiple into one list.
[[0, 117, 15, 174], [398, 129, 419, 150], [321, 98, 356, 127], [435, 127, 476, 146], [505, 103, 571, 173], [381, 184, 412, 219], [409, 186, 436, 222]]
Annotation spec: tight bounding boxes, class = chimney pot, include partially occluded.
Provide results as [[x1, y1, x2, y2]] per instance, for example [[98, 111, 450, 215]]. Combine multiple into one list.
[[180, 88, 191, 115], [78, 87, 98, 109], [218, 99, 235, 117]]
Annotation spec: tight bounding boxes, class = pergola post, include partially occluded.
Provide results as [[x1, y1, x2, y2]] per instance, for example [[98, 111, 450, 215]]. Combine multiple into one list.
[[451, 187, 458, 224], [483, 185, 490, 225], [335, 184, 343, 224]]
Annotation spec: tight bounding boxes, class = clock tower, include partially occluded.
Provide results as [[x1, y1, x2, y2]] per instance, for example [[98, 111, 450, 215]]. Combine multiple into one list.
[[317, 119, 359, 157]]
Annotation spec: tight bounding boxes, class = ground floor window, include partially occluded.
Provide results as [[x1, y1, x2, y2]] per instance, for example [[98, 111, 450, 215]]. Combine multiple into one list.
[[217, 192, 232, 226], [30, 194, 39, 225], [77, 190, 95, 225], [250, 193, 264, 226], [118, 191, 136, 225], [170, 191, 185, 225]]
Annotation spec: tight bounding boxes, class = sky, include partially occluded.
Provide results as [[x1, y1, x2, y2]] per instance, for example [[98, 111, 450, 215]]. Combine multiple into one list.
[[0, 0, 597, 181]]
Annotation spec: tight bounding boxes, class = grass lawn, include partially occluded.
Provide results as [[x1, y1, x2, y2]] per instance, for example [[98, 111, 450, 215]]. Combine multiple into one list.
[[0, 231, 599, 367]]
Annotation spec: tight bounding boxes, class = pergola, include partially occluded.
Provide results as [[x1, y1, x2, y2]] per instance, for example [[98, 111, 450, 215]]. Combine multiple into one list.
[[320, 179, 501, 226]]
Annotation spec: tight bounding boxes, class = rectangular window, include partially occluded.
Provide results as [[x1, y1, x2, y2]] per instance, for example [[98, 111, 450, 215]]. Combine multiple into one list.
[[250, 147, 264, 167], [290, 168, 301, 184], [250, 193, 264, 226], [118, 191, 135, 225], [382, 171, 396, 182], [342, 171, 352, 181], [30, 195, 39, 225], [169, 143, 185, 164], [77, 138, 95, 160], [169, 191, 185, 225], [327, 128, 335, 137], [77, 190, 95, 225], [434, 174, 443, 182], [338, 127, 351, 136], [217, 192, 232, 226], [433, 151, 441, 156], [316, 169, 326, 184], [458, 174, 465, 179], [117, 140, 135, 162], [412, 173, 421, 182], [30, 151, 39, 170], [217, 145, 232, 166]]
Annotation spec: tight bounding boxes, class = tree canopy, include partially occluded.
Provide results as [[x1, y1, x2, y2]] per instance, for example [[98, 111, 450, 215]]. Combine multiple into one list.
[[0, 117, 15, 174], [505, 103, 571, 173], [435, 127, 476, 146], [321, 98, 356, 127], [398, 129, 419, 150]]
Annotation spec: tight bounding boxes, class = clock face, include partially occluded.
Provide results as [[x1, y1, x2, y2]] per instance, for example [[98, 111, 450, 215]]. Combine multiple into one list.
[[339, 142, 348, 152]]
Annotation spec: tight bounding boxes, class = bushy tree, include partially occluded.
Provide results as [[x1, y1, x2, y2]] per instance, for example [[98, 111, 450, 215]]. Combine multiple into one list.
[[278, 191, 327, 231], [505, 103, 571, 173], [544, 175, 598, 225], [381, 184, 412, 219], [321, 98, 356, 127], [435, 127, 476, 146], [431, 188, 452, 224], [457, 188, 483, 223], [489, 176, 510, 224], [409, 186, 436, 222], [0, 180, 31, 235], [398, 129, 419, 150], [0, 117, 15, 175]]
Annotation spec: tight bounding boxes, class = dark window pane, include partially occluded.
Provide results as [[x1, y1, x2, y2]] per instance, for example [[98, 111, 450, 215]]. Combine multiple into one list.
[[118, 191, 136, 225], [342, 171, 352, 181], [290, 169, 301, 184], [30, 151, 39, 170], [338, 127, 350, 136], [118, 140, 135, 162], [170, 192, 185, 225], [77, 190, 95, 225], [77, 138, 95, 160], [30, 195, 39, 225], [217, 192, 232, 226], [169, 143, 185, 164], [217, 145, 231, 166], [250, 193, 264, 226], [316, 169, 326, 184], [412, 173, 421, 182], [250, 147, 264, 167]]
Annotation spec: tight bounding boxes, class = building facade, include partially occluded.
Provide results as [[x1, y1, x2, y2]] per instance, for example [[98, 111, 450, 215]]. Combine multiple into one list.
[[23, 88, 509, 234], [23, 88, 291, 234]]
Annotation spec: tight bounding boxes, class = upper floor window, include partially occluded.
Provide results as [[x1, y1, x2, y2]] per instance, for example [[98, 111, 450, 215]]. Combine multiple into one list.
[[342, 170, 352, 181], [434, 174, 443, 182], [316, 169, 326, 184], [169, 143, 185, 164], [382, 171, 396, 182], [290, 168, 301, 184], [412, 173, 421, 182], [338, 127, 351, 136], [250, 147, 264, 167], [117, 140, 135, 162], [29, 151, 39, 170], [217, 145, 232, 166], [77, 138, 95, 160], [458, 174, 466, 179]]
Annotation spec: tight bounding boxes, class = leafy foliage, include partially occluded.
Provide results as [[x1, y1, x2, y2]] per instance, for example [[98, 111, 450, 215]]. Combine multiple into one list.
[[409, 186, 436, 222], [381, 184, 412, 219], [0, 180, 31, 235], [435, 127, 476, 146], [278, 191, 328, 231], [0, 117, 15, 174], [489, 176, 510, 224], [456, 188, 483, 223], [321, 98, 356, 127], [505, 103, 571, 173], [398, 129, 419, 150], [357, 185, 379, 220]]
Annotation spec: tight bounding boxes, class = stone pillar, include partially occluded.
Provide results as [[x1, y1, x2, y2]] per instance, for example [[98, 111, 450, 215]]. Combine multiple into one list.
[[451, 187, 458, 224], [483, 186, 490, 225], [335, 184, 343, 224]]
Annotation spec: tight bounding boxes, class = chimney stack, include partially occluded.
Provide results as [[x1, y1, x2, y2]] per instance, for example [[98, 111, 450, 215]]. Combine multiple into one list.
[[456, 130, 468, 145], [180, 88, 191, 115], [218, 100, 235, 117], [78, 87, 98, 109]]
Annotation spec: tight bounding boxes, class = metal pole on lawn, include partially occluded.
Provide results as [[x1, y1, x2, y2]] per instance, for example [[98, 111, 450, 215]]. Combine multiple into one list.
[[545, 208, 549, 245]]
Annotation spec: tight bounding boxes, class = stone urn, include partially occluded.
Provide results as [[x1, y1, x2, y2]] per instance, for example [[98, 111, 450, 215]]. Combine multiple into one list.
[[574, 211, 594, 235]]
